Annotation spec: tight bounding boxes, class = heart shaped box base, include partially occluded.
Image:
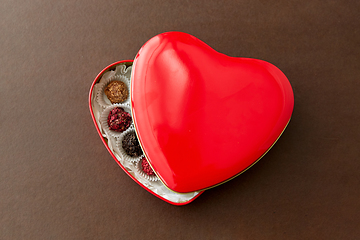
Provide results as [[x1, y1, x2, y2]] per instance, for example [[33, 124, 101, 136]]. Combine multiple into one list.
[[89, 60, 203, 205]]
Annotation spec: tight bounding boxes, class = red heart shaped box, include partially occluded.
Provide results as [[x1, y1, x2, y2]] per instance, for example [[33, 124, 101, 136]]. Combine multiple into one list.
[[89, 32, 294, 204], [131, 32, 294, 193]]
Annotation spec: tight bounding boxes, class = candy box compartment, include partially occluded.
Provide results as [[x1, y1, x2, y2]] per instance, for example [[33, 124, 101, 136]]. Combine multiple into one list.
[[89, 60, 203, 205]]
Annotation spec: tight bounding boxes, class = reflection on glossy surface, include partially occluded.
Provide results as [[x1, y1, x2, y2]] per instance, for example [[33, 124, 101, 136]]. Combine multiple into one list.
[[132, 32, 294, 193]]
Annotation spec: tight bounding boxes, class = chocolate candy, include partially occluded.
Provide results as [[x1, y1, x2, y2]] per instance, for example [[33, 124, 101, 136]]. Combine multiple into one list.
[[104, 81, 128, 103], [122, 131, 143, 157], [107, 107, 132, 132], [141, 157, 155, 176]]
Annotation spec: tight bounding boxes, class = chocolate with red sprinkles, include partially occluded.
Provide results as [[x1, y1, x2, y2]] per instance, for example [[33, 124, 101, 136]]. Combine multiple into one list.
[[141, 157, 155, 176], [122, 131, 143, 157], [107, 107, 132, 132], [104, 80, 128, 103]]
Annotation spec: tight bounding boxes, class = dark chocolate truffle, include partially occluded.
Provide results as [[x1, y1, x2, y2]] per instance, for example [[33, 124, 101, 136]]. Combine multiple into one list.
[[122, 131, 143, 157], [107, 107, 132, 132], [104, 80, 128, 103]]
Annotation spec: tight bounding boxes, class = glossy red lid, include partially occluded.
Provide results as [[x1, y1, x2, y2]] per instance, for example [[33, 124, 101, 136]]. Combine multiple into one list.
[[131, 32, 294, 193]]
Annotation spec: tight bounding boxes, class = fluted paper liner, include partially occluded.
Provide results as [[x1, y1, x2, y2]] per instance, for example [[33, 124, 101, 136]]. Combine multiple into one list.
[[96, 74, 130, 108], [116, 128, 144, 163], [99, 104, 133, 139], [135, 158, 159, 182]]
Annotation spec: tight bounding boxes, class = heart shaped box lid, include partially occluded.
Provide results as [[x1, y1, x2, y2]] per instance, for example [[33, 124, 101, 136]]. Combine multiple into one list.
[[131, 32, 294, 193]]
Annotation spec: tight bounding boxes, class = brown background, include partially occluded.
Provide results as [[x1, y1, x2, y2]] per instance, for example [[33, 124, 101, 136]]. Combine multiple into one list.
[[1, 0, 359, 239]]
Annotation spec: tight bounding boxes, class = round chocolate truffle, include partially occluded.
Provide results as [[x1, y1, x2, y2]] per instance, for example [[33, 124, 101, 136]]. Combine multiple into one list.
[[141, 157, 155, 176], [122, 131, 143, 157], [107, 107, 132, 132], [104, 80, 128, 104]]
